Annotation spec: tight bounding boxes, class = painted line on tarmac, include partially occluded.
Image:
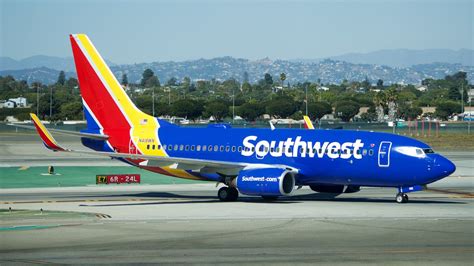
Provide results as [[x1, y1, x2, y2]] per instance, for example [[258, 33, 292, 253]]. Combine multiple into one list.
[[426, 188, 474, 198], [0, 198, 193, 204]]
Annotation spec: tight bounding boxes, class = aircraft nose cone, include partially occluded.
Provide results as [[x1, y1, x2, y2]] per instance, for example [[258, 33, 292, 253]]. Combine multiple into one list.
[[439, 157, 456, 176], [434, 155, 456, 178]]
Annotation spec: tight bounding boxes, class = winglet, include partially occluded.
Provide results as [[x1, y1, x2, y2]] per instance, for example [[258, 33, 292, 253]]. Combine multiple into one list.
[[30, 113, 65, 151], [303, 115, 315, 130]]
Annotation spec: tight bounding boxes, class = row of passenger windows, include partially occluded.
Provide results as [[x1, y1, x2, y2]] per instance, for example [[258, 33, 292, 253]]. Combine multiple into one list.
[[145, 143, 375, 156]]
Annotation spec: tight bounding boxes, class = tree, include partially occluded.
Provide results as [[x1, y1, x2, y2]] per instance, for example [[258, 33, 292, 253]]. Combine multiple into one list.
[[264, 73, 273, 86], [171, 99, 203, 120], [266, 98, 296, 118], [434, 101, 461, 120], [335, 101, 360, 122], [279, 73, 286, 87], [398, 105, 422, 120], [307, 101, 332, 121], [141, 69, 154, 86], [57, 71, 66, 85], [237, 102, 265, 121], [121, 73, 129, 86], [376, 79, 384, 89], [145, 76, 160, 88], [204, 100, 229, 121], [361, 76, 370, 89], [243, 71, 249, 84], [60, 102, 83, 120], [167, 77, 178, 86]]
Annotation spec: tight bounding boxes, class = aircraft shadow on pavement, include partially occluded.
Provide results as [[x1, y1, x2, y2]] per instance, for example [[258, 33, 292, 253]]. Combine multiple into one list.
[[75, 191, 464, 207]]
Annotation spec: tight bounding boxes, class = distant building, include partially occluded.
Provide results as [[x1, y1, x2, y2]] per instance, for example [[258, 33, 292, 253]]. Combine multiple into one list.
[[416, 85, 428, 92], [317, 86, 329, 91], [8, 97, 27, 107], [468, 89, 474, 103]]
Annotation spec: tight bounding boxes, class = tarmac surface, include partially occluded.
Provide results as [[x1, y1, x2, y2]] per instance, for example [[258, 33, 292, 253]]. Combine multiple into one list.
[[0, 133, 473, 264], [1, 182, 473, 265]]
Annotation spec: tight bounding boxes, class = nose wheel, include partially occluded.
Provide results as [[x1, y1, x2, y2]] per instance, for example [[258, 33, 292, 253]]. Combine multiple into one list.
[[218, 187, 239, 202], [396, 193, 409, 203]]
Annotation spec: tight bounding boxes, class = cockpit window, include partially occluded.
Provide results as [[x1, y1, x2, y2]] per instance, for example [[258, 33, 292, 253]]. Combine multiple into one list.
[[423, 148, 435, 154], [416, 149, 424, 155], [395, 146, 426, 158]]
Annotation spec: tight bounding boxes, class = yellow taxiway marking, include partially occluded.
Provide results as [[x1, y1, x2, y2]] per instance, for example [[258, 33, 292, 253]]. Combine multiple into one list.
[[0, 198, 189, 204], [426, 188, 474, 198]]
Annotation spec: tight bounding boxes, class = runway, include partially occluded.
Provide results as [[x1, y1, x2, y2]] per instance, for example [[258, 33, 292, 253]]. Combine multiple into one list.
[[1, 181, 473, 265], [1, 133, 473, 264]]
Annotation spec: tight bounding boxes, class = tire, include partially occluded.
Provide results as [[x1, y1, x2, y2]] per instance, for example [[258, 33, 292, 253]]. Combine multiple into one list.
[[218, 187, 230, 201], [402, 194, 409, 203], [228, 187, 239, 201], [396, 193, 404, 203], [218, 187, 238, 202]]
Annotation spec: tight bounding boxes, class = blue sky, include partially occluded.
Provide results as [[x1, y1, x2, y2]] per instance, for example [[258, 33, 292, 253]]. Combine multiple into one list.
[[0, 0, 472, 64]]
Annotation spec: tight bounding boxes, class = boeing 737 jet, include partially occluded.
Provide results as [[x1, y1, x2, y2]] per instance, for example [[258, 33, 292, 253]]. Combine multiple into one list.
[[29, 34, 456, 203]]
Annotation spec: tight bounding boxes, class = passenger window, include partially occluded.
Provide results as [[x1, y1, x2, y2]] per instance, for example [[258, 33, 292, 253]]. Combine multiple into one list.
[[147, 144, 150, 150], [152, 145, 155, 150], [163, 144, 167, 150], [369, 149, 374, 156], [185, 145, 190, 151], [174, 144, 178, 151], [158, 145, 161, 150], [214, 145, 219, 152], [232, 146, 236, 152], [225, 146, 230, 152], [220, 146, 224, 152], [196, 145, 201, 151], [180, 145, 184, 151], [209, 145, 213, 151], [203, 145, 207, 151], [363, 149, 367, 156], [191, 145, 195, 151], [238, 146, 242, 152]]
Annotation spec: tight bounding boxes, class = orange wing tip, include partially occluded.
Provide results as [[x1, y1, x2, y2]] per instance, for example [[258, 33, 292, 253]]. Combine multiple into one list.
[[303, 116, 315, 130], [30, 113, 65, 151]]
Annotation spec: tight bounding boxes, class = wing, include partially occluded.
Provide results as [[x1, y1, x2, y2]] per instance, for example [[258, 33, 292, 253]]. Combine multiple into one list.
[[29, 114, 298, 174]]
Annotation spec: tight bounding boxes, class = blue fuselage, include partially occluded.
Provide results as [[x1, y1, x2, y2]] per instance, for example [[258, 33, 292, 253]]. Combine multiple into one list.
[[152, 124, 455, 187]]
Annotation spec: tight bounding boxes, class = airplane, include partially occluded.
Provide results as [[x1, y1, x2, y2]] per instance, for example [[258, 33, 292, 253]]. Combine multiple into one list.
[[29, 34, 456, 204]]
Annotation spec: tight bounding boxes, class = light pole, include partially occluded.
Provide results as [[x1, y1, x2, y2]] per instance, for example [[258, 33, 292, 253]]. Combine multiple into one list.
[[36, 84, 39, 116], [305, 84, 308, 116], [49, 86, 53, 120], [152, 86, 155, 117], [232, 85, 236, 124]]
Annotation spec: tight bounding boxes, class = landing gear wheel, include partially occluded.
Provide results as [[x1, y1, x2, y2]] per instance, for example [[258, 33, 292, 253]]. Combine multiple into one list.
[[218, 187, 239, 202], [396, 193, 409, 203]]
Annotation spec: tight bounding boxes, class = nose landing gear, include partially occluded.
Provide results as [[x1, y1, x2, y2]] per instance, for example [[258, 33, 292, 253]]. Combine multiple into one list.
[[396, 193, 409, 203]]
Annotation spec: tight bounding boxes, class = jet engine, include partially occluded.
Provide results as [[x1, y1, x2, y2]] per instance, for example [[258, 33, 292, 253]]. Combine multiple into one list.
[[234, 168, 295, 197]]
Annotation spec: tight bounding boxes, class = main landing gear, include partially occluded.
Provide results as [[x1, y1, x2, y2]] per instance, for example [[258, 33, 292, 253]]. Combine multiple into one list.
[[218, 187, 239, 202], [396, 193, 409, 204]]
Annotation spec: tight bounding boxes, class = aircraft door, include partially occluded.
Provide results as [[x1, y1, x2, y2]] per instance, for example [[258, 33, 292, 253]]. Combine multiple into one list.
[[378, 141, 392, 167]]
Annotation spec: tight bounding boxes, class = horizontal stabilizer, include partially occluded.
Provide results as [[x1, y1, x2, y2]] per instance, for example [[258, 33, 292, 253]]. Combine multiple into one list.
[[9, 123, 109, 140], [30, 113, 65, 151]]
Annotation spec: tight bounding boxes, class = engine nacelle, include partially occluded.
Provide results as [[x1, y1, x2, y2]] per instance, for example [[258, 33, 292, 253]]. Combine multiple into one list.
[[235, 168, 295, 196], [310, 184, 360, 194]]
